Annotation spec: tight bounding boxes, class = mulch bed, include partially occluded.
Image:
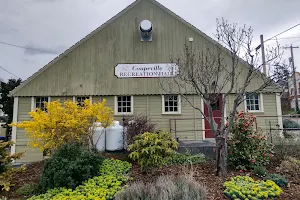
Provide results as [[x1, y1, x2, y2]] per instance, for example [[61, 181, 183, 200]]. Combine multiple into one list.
[[1, 154, 300, 200], [0, 161, 44, 199]]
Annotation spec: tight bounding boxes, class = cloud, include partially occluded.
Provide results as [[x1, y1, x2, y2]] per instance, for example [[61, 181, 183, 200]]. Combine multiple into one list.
[[23, 44, 66, 55]]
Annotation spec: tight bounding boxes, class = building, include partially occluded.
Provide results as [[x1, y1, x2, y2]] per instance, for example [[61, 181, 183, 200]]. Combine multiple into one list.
[[9, 0, 283, 163], [288, 72, 300, 110]]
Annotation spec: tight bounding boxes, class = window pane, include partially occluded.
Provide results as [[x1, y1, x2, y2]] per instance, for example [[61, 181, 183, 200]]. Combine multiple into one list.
[[123, 101, 127, 106], [122, 107, 127, 112], [165, 107, 169, 112], [118, 108, 121, 112], [128, 107, 131, 112], [127, 96, 131, 101], [255, 105, 259, 110], [169, 101, 174, 107], [165, 101, 169, 106], [122, 96, 127, 101], [173, 96, 177, 101], [118, 102, 121, 107], [127, 102, 131, 107], [255, 99, 259, 104], [247, 105, 250, 110], [174, 107, 178, 112], [118, 96, 121, 101], [169, 107, 173, 112]]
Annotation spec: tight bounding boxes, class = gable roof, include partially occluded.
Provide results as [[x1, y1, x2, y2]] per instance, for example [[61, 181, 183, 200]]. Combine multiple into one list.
[[10, 0, 280, 96], [10, 0, 228, 96]]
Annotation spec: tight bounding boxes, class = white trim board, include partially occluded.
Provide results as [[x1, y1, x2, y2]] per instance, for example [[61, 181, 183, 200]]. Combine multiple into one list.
[[10, 97, 19, 157], [276, 93, 284, 138], [200, 98, 205, 140]]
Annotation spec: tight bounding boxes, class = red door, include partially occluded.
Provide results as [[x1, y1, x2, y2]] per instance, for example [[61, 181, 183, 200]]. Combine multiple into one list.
[[204, 95, 223, 138]]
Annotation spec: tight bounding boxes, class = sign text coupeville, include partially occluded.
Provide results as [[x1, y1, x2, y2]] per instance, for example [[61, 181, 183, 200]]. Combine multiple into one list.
[[115, 63, 179, 78]]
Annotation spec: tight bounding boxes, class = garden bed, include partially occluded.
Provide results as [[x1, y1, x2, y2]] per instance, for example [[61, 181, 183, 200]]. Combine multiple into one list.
[[2, 156, 300, 200]]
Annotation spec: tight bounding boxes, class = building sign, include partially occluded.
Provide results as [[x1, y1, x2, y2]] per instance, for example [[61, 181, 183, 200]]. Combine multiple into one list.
[[115, 63, 179, 78]]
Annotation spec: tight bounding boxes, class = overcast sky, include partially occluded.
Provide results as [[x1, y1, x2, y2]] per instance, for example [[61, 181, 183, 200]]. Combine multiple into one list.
[[1, 0, 300, 81]]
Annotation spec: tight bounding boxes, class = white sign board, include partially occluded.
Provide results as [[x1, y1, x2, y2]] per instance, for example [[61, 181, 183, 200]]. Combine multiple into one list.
[[115, 63, 179, 78]]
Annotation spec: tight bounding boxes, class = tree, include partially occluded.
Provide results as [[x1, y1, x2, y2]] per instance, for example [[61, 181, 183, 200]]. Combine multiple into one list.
[[0, 78, 22, 140], [161, 18, 282, 176], [11, 99, 114, 153], [272, 62, 291, 91]]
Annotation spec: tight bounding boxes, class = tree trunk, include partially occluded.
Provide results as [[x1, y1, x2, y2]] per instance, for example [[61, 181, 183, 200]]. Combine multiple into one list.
[[215, 130, 228, 176]]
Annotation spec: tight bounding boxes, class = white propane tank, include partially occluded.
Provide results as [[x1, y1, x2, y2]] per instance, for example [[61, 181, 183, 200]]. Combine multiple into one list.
[[92, 122, 105, 151], [106, 121, 124, 151]]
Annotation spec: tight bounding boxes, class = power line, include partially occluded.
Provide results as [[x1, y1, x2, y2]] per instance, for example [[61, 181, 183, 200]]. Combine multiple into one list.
[[0, 66, 21, 79], [0, 41, 59, 54], [264, 23, 300, 43], [269, 36, 300, 40]]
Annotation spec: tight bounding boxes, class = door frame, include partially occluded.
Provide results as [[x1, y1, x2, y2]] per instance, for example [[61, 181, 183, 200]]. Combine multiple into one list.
[[202, 94, 226, 140]]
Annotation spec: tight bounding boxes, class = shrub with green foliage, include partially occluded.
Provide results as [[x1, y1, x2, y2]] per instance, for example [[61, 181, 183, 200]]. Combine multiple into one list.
[[224, 176, 282, 199], [16, 182, 39, 196], [228, 111, 273, 170], [115, 174, 206, 200], [128, 132, 178, 168], [39, 142, 104, 193], [165, 152, 205, 165], [30, 159, 132, 200], [266, 174, 288, 187], [253, 166, 268, 178]]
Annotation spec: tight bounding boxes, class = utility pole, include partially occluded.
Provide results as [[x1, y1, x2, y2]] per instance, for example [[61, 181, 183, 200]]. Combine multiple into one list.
[[284, 45, 299, 112], [260, 35, 267, 74]]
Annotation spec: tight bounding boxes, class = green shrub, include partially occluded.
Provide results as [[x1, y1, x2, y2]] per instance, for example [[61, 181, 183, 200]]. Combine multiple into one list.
[[165, 152, 205, 165], [266, 174, 288, 187], [30, 159, 132, 200], [16, 182, 39, 196], [100, 159, 132, 176], [278, 156, 300, 176], [0, 141, 25, 191], [253, 166, 268, 178], [128, 132, 178, 168], [228, 111, 273, 170], [115, 174, 206, 200], [224, 176, 282, 199], [39, 142, 104, 193]]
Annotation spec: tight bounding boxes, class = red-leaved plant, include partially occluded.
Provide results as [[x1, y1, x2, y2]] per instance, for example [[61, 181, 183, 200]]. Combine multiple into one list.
[[228, 110, 274, 171]]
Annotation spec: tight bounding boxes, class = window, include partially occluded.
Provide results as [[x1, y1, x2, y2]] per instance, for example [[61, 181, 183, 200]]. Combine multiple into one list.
[[114, 96, 133, 115], [291, 88, 294, 95], [76, 96, 90, 107], [245, 94, 263, 112], [35, 97, 49, 111], [162, 95, 181, 114]]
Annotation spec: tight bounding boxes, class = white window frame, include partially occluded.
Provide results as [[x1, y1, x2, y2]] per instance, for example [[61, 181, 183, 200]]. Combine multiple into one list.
[[244, 93, 264, 113], [114, 96, 134, 116], [162, 95, 181, 115], [32, 96, 50, 111]]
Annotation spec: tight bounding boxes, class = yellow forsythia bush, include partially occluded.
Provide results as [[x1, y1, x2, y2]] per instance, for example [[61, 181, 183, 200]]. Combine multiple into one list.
[[224, 176, 282, 199], [10, 99, 113, 152]]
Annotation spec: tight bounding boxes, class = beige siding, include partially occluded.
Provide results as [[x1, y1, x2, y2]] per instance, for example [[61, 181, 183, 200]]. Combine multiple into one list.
[[12, 0, 276, 97], [226, 93, 278, 133], [16, 97, 43, 163]]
